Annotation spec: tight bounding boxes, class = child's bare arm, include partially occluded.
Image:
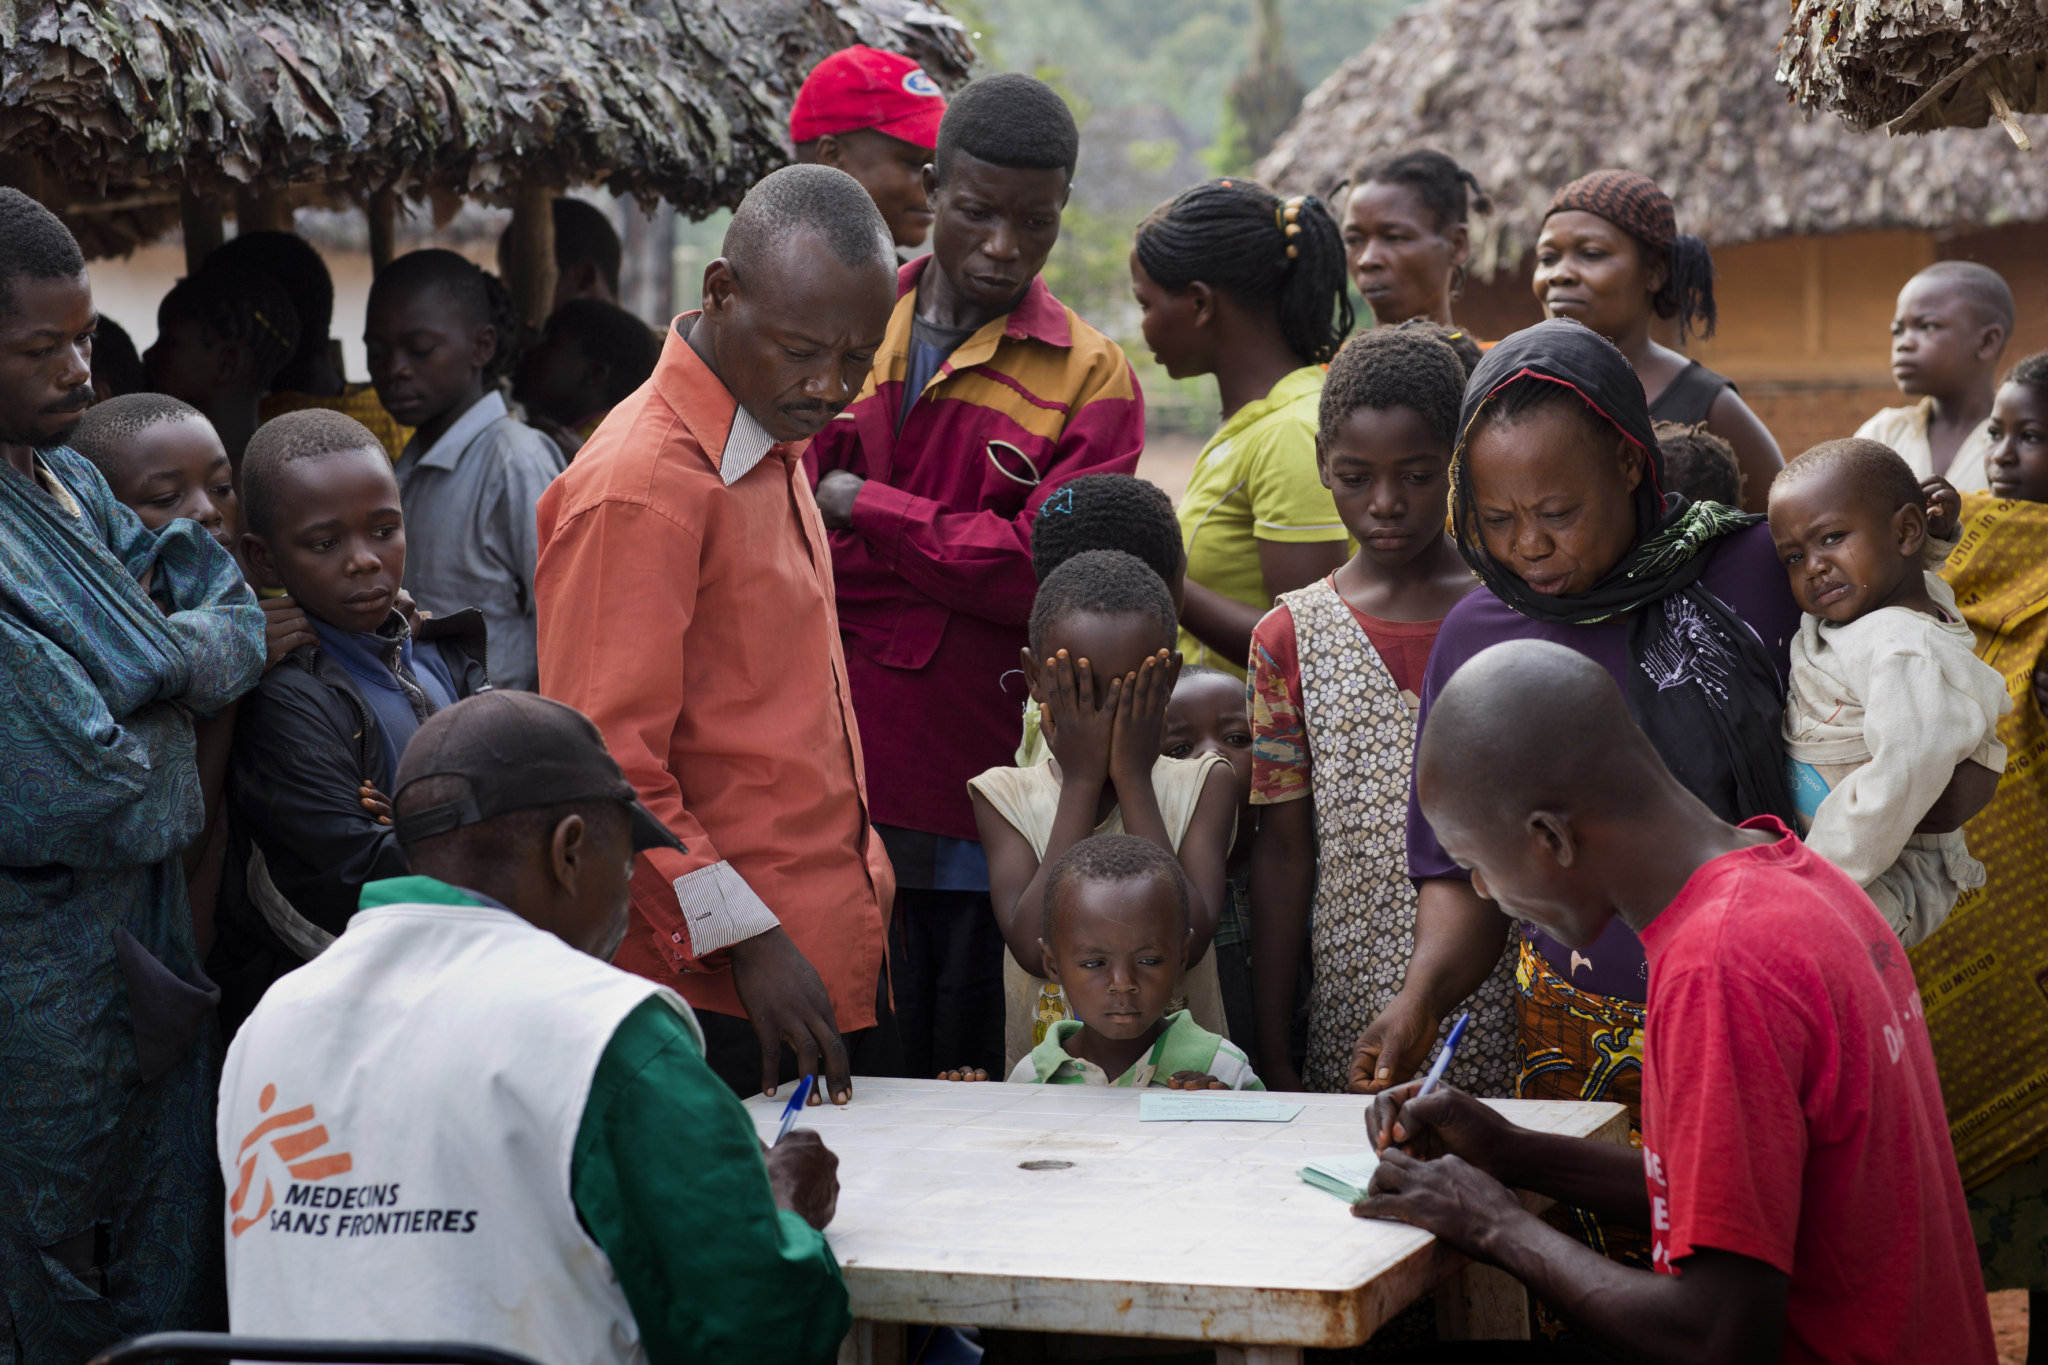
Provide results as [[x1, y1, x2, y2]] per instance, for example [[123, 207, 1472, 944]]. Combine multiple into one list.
[[1921, 476, 1962, 544], [1172, 760, 1240, 970], [1916, 758, 2001, 833], [972, 791, 1059, 975], [1249, 796, 1316, 1091], [1168, 1071, 1229, 1089], [182, 701, 239, 883], [259, 594, 316, 670]]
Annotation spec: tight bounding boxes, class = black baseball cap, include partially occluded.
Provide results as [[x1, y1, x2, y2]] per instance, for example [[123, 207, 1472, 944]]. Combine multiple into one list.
[[391, 691, 683, 854]]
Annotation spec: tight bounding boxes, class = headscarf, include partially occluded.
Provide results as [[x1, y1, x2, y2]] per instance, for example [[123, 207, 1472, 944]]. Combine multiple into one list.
[[1450, 320, 1794, 825], [1543, 169, 1717, 342]]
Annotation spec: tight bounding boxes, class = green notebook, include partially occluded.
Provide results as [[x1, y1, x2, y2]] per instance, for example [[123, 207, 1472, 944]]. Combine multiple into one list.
[[1298, 1150, 1381, 1203]]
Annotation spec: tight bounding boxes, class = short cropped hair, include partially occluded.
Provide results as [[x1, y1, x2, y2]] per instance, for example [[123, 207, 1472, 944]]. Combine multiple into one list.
[[541, 298, 662, 408], [2006, 349, 2048, 400], [1775, 437, 1925, 522], [935, 73, 1079, 180], [160, 266, 302, 387], [552, 198, 623, 297], [1041, 833, 1191, 945], [1320, 322, 1468, 450], [723, 164, 894, 282], [69, 394, 209, 484], [0, 188, 86, 324], [241, 409, 389, 539], [1402, 318, 1482, 379], [205, 230, 336, 350], [1027, 549, 1177, 657], [1031, 474, 1182, 586], [1654, 421, 1742, 507], [1917, 260, 2015, 337]]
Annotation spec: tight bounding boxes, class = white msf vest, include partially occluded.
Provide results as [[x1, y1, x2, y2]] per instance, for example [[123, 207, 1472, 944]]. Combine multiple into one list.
[[218, 898, 693, 1365]]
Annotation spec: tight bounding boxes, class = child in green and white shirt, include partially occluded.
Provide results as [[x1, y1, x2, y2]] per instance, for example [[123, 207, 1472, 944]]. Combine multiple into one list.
[[941, 834, 1261, 1089]]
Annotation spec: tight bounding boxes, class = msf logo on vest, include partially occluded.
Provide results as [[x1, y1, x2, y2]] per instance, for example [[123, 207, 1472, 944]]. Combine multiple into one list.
[[230, 1083, 354, 1237]]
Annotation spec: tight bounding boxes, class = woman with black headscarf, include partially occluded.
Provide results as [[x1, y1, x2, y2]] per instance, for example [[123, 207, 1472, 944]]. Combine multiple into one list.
[[1349, 318, 1801, 1274], [1535, 169, 1783, 512]]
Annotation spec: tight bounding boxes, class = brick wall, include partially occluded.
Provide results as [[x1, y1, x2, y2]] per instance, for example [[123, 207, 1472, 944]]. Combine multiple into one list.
[[1740, 381, 1904, 460]]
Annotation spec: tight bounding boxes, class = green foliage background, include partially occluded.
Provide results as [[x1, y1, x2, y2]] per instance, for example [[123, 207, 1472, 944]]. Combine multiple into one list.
[[667, 3, 1405, 434], [949, 0, 1397, 147], [953, 0, 1403, 432]]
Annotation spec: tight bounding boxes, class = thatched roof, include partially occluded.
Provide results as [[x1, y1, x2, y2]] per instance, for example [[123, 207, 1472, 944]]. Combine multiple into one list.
[[0, 0, 973, 256], [1258, 0, 2048, 273], [1778, 0, 2048, 140]]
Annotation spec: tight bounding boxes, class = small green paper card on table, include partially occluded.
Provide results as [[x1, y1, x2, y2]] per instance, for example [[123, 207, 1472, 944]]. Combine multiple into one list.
[[1136, 1093, 1305, 1122], [1298, 1151, 1381, 1203]]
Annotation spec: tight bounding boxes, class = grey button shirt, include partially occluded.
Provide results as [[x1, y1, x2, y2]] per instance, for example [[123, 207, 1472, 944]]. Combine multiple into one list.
[[392, 390, 565, 691]]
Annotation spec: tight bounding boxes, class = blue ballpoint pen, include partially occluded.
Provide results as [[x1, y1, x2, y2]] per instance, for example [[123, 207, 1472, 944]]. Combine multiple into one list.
[[1415, 1012, 1471, 1098], [774, 1074, 816, 1145]]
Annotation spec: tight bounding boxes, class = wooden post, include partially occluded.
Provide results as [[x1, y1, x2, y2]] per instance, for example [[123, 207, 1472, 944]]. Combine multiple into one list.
[[1435, 1263, 1531, 1340], [506, 181, 559, 329], [234, 188, 293, 234], [180, 189, 225, 273], [368, 189, 398, 274]]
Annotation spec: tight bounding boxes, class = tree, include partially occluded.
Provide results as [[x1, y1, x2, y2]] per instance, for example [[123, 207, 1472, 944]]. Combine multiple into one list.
[[1227, 0, 1305, 166]]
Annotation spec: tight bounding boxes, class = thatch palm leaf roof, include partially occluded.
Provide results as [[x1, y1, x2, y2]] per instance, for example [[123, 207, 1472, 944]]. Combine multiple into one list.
[[1777, 0, 2048, 139], [1259, 0, 2047, 269], [0, 0, 972, 253]]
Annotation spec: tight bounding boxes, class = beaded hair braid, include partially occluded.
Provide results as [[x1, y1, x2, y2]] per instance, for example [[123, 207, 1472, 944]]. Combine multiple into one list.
[[1133, 177, 1354, 365]]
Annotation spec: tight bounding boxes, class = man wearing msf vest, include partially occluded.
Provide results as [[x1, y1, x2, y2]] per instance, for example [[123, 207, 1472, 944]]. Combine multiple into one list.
[[217, 691, 851, 1365]]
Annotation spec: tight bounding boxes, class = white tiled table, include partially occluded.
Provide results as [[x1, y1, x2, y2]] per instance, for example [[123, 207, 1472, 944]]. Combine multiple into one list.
[[743, 1079, 1628, 1362]]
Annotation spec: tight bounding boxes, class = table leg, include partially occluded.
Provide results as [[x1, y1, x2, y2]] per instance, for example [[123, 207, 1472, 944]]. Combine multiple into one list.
[[1213, 1347, 1304, 1364], [837, 1321, 907, 1365], [1436, 1262, 1531, 1340]]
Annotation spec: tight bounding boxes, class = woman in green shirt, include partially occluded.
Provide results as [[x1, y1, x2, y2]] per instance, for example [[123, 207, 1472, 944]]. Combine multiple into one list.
[[1131, 179, 1355, 678]]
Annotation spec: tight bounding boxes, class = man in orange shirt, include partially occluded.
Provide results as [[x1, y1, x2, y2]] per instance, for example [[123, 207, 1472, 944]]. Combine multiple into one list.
[[535, 165, 900, 1104]]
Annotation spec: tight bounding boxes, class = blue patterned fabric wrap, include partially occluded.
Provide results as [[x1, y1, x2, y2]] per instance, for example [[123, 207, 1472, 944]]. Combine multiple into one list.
[[0, 447, 263, 1362]]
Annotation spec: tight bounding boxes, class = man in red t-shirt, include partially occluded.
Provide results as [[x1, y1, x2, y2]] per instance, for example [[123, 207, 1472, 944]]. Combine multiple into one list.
[[1356, 639, 1993, 1364]]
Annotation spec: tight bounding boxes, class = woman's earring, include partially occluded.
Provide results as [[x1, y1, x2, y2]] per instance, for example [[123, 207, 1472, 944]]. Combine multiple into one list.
[[1451, 264, 1467, 301]]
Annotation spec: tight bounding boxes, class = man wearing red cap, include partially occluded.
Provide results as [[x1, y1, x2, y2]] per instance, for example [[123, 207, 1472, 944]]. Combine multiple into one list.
[[791, 45, 945, 250]]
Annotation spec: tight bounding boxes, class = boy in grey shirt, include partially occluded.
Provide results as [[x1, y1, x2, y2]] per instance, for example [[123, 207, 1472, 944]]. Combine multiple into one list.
[[370, 249, 564, 689]]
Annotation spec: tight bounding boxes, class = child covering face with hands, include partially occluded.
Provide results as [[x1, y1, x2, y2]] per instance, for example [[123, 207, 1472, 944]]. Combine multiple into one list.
[[969, 550, 1240, 1076]]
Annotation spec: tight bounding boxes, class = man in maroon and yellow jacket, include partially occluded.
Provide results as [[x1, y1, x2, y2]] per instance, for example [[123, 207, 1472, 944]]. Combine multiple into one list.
[[806, 74, 1144, 1082]]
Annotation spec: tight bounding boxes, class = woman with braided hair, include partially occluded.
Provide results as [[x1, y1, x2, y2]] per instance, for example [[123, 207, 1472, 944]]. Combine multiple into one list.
[[1343, 149, 1489, 331], [1131, 178, 1354, 678], [1536, 169, 1782, 512]]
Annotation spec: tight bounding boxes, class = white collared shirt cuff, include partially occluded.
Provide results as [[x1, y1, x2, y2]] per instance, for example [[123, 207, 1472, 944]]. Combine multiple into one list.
[[672, 860, 780, 956]]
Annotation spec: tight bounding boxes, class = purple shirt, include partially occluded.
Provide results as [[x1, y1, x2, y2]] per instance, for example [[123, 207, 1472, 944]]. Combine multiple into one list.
[[1406, 521, 1801, 1002]]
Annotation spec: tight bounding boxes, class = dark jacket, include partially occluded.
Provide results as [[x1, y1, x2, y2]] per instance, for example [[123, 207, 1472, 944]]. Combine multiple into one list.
[[209, 608, 488, 1032]]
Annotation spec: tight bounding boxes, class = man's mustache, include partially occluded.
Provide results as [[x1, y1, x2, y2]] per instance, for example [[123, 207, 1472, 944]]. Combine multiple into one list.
[[42, 385, 93, 414]]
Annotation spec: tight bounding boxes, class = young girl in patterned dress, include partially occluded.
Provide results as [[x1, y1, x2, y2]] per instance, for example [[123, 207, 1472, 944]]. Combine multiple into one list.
[[1246, 322, 1517, 1094]]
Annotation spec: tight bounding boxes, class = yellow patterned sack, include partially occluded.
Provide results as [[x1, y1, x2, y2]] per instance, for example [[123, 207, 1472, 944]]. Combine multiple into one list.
[[1919, 495, 2048, 1189], [259, 384, 414, 463]]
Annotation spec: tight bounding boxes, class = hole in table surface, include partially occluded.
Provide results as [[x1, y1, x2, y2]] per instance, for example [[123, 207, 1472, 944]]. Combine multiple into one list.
[[1018, 1159, 1074, 1171]]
